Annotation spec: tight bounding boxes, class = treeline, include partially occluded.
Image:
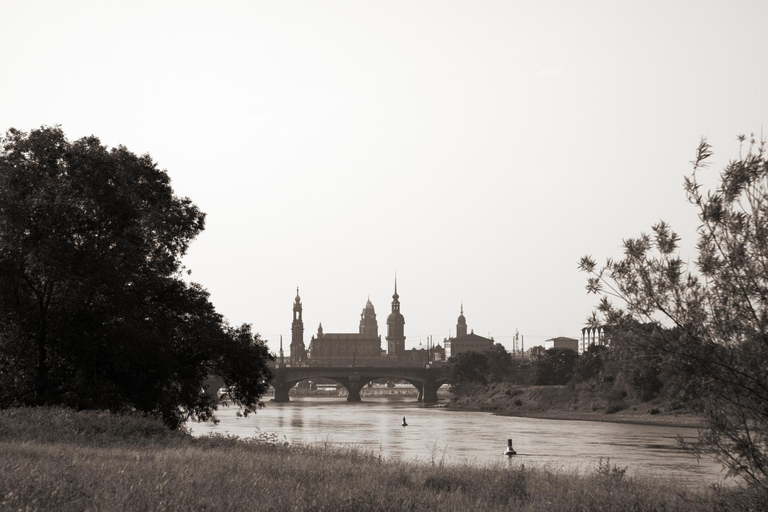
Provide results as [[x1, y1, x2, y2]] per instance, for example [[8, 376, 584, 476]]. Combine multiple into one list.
[[445, 323, 694, 411]]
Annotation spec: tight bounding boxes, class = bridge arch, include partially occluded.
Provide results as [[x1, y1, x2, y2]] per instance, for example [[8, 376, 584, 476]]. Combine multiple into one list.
[[270, 366, 447, 403]]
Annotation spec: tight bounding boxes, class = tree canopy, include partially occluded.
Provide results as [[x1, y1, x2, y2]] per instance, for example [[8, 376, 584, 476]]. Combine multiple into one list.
[[0, 126, 272, 428], [579, 135, 768, 488], [531, 348, 577, 385], [444, 351, 489, 386], [485, 343, 514, 383]]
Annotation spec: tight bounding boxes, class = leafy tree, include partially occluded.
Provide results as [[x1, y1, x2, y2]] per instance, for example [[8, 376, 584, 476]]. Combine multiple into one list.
[[485, 343, 513, 383], [444, 351, 489, 386], [531, 348, 577, 385], [0, 126, 272, 428], [579, 135, 768, 488], [570, 344, 607, 385]]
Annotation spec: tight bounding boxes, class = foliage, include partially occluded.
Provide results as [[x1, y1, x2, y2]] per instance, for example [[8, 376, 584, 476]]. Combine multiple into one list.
[[485, 342, 513, 382], [531, 348, 577, 385], [444, 344, 516, 389], [0, 126, 272, 428], [579, 135, 768, 488], [570, 344, 607, 384], [443, 351, 488, 386]]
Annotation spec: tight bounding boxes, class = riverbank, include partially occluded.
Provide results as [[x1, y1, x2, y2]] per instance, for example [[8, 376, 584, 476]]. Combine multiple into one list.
[[0, 407, 755, 511], [448, 383, 706, 429]]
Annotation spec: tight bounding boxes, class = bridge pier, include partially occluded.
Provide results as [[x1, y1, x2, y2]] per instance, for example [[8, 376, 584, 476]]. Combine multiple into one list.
[[422, 381, 439, 403], [271, 375, 291, 402], [344, 374, 362, 402], [346, 381, 362, 402]]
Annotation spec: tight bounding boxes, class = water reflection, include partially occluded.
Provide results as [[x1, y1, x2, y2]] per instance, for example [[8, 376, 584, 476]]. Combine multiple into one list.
[[190, 396, 727, 488]]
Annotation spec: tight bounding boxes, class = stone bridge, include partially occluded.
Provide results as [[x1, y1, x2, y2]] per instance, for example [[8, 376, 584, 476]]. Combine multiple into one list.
[[270, 365, 448, 403]]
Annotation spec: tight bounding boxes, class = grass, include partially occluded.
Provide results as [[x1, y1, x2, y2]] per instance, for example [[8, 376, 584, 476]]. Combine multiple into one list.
[[0, 407, 763, 511]]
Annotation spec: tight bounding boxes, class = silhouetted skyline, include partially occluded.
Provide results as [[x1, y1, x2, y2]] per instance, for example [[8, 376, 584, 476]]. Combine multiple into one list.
[[2, 0, 767, 354]]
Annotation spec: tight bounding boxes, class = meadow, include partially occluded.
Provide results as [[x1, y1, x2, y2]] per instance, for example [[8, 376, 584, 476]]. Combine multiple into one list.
[[0, 407, 761, 511]]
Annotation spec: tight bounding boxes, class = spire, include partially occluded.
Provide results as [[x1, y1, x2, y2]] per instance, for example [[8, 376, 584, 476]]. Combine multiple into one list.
[[457, 303, 467, 337], [295, 286, 301, 303], [393, 274, 399, 300]]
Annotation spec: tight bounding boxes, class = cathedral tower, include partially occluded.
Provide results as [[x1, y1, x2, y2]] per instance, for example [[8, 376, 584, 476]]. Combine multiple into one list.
[[359, 299, 378, 338], [290, 287, 306, 364], [456, 303, 468, 338], [386, 278, 406, 357]]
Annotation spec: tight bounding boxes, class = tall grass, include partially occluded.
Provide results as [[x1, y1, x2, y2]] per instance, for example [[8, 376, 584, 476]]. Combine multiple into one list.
[[0, 407, 761, 511]]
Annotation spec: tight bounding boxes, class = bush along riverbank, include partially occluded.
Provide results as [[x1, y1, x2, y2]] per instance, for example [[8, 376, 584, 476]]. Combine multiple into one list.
[[447, 382, 705, 428], [1, 407, 763, 511]]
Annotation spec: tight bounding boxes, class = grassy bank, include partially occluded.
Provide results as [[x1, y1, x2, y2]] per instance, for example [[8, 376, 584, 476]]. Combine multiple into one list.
[[448, 382, 705, 428], [0, 407, 759, 511]]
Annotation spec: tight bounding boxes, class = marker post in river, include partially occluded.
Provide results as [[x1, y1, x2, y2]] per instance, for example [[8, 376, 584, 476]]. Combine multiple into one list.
[[504, 438, 516, 455]]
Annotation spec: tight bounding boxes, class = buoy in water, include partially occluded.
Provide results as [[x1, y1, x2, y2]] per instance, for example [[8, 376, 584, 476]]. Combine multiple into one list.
[[402, 416, 408, 427], [504, 438, 517, 456]]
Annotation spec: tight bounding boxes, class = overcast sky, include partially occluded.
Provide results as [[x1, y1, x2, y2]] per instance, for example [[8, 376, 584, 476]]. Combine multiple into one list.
[[2, 1, 767, 353]]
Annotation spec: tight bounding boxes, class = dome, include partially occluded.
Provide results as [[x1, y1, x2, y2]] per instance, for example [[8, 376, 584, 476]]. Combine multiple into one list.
[[457, 304, 466, 324], [387, 311, 405, 324]]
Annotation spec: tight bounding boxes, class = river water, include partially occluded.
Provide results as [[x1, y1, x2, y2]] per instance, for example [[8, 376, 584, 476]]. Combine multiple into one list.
[[190, 396, 728, 488]]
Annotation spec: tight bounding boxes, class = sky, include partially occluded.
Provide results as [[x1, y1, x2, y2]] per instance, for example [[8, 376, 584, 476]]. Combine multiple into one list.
[[2, 1, 767, 354]]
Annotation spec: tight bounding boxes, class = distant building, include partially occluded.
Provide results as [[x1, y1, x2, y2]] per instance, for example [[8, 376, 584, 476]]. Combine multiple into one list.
[[402, 341, 446, 363], [290, 288, 308, 365], [307, 299, 383, 366], [289, 279, 410, 366], [579, 326, 607, 354], [543, 336, 578, 352], [444, 305, 494, 359], [528, 346, 546, 360], [385, 280, 406, 359]]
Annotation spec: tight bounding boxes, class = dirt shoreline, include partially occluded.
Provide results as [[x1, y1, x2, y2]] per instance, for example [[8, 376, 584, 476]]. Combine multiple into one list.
[[444, 384, 706, 429], [447, 403, 705, 429]]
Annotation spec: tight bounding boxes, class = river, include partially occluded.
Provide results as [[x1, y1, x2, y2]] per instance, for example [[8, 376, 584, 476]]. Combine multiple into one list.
[[190, 396, 728, 488]]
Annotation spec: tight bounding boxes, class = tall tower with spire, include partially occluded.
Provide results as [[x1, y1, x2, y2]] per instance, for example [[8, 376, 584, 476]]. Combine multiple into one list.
[[386, 277, 406, 357], [456, 303, 468, 338], [290, 287, 306, 364]]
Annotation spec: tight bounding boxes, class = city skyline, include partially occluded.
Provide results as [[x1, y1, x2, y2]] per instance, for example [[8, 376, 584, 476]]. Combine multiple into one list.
[[2, 1, 767, 355]]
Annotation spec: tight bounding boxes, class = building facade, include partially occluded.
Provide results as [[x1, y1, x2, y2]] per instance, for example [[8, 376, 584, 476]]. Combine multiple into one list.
[[307, 299, 383, 366], [579, 326, 607, 354], [288, 280, 410, 366], [444, 305, 494, 359], [543, 336, 579, 352]]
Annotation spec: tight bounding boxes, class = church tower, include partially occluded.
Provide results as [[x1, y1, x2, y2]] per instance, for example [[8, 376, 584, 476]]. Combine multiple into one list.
[[359, 299, 378, 338], [456, 303, 468, 338], [290, 287, 306, 364], [386, 278, 405, 357]]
